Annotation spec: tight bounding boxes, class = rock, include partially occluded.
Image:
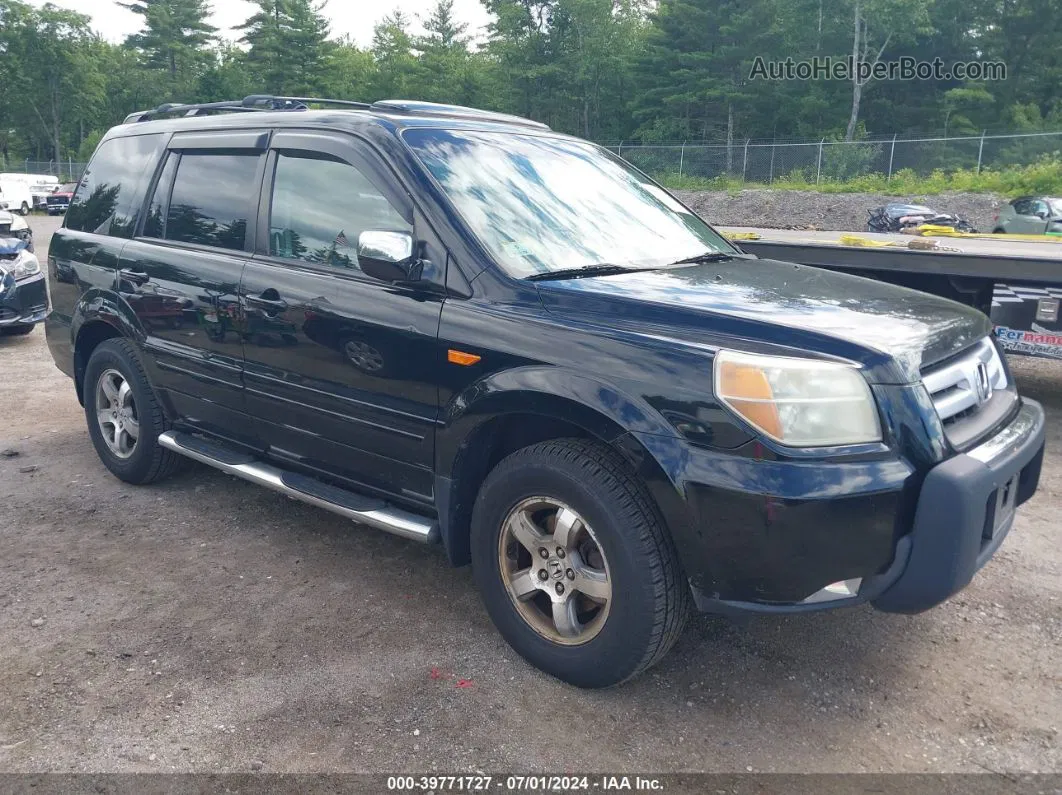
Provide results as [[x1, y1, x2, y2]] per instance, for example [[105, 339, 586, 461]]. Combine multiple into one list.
[[19, 465, 38, 474], [1, 448, 19, 457], [250, 760, 264, 771], [30, 617, 45, 628]]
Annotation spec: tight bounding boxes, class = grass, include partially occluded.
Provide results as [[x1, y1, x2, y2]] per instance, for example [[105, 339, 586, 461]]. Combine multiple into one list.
[[656, 158, 1062, 196]]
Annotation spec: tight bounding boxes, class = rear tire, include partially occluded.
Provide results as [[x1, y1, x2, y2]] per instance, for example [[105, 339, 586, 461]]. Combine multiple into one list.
[[83, 338, 181, 485], [993, 228, 1005, 234], [471, 438, 689, 688], [1, 324, 35, 336]]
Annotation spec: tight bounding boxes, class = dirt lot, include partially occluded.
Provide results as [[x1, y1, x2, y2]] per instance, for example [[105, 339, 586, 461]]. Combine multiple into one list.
[[0, 215, 1059, 775], [675, 189, 1005, 233]]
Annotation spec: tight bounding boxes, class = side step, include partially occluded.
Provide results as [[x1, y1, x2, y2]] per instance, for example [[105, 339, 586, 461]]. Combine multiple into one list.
[[158, 431, 438, 543]]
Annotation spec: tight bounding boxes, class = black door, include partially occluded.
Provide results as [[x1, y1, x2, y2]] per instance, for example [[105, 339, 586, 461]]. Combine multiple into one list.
[[118, 131, 268, 446], [239, 131, 445, 506]]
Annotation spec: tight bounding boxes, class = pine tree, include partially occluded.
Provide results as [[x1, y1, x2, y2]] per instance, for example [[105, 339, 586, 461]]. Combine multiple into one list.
[[238, 0, 332, 96], [120, 0, 216, 83]]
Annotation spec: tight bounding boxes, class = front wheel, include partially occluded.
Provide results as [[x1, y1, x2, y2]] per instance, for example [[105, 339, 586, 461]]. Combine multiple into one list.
[[19, 201, 29, 215], [471, 439, 689, 688], [1, 324, 35, 336]]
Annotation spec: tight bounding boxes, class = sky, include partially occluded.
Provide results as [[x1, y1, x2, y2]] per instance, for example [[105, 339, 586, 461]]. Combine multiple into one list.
[[25, 0, 493, 48]]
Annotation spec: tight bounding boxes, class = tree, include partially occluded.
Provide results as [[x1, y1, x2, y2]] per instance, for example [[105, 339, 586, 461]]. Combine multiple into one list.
[[839, 0, 932, 141], [0, 1, 104, 163], [370, 11, 418, 98], [238, 0, 333, 95], [120, 0, 216, 86], [414, 0, 487, 105]]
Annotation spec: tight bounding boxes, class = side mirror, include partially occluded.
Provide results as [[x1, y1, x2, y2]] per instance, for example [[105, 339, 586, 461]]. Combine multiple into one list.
[[358, 231, 418, 283]]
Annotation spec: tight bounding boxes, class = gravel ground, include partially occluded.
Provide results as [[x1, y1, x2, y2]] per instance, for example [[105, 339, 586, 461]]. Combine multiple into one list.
[[675, 189, 1006, 233], [0, 216, 1059, 775]]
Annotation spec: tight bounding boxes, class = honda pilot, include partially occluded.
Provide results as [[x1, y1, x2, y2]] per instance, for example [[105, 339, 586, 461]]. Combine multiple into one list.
[[45, 96, 1045, 688]]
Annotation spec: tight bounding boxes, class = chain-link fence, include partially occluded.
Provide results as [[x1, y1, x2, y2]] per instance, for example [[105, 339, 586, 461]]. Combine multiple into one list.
[[608, 130, 1062, 184], [1, 159, 88, 183]]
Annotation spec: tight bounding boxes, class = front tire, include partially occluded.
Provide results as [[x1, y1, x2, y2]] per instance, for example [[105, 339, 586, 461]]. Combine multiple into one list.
[[83, 338, 181, 484], [1, 324, 35, 336], [471, 439, 689, 688], [19, 201, 29, 215]]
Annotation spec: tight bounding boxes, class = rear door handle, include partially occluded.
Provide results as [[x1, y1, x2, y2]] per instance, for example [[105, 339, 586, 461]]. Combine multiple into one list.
[[118, 269, 149, 285], [245, 294, 288, 313]]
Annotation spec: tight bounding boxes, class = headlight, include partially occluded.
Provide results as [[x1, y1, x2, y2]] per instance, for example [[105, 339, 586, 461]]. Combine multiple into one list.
[[714, 350, 881, 446], [9, 250, 41, 280]]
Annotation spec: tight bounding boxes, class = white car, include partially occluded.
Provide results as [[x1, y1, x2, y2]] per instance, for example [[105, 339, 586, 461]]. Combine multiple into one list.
[[0, 180, 33, 215]]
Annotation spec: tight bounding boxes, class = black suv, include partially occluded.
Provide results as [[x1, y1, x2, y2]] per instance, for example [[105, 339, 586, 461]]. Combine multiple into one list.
[[45, 96, 1045, 688]]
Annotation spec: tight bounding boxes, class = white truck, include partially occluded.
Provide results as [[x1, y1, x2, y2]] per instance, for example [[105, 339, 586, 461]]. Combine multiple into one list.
[[0, 179, 34, 215], [0, 173, 60, 210]]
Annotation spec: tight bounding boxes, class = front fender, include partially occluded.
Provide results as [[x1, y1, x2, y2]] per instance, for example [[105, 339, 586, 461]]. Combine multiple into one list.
[[436, 366, 679, 476]]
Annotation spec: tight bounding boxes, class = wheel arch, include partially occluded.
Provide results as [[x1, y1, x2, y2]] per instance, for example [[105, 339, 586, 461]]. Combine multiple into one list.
[[435, 372, 692, 567], [71, 292, 143, 405]]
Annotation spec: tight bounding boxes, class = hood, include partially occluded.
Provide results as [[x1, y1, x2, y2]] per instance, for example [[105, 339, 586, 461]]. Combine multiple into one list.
[[535, 258, 990, 383], [0, 237, 27, 255]]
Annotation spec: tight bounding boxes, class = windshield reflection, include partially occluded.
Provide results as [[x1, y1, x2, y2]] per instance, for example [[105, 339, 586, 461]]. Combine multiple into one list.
[[403, 129, 733, 278]]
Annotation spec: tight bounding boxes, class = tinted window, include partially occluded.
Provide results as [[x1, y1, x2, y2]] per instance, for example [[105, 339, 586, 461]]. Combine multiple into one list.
[[143, 153, 178, 239], [1012, 199, 1031, 214], [165, 152, 260, 250], [268, 152, 409, 270], [67, 134, 163, 237]]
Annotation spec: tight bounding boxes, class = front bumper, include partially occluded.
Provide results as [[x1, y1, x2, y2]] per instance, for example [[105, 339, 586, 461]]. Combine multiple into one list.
[[0, 271, 49, 327], [871, 399, 1044, 613], [678, 398, 1045, 615]]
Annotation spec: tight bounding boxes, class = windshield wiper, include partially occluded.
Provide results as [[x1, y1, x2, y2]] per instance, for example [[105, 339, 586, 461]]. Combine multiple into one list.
[[524, 264, 653, 282], [667, 251, 741, 266]]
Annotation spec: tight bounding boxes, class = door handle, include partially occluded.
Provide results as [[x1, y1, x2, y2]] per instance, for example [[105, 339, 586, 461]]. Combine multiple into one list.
[[245, 293, 288, 313], [118, 269, 149, 285]]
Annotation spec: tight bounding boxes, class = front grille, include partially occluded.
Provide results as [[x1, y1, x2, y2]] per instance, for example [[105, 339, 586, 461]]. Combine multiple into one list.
[[922, 337, 1007, 425], [0, 223, 10, 235]]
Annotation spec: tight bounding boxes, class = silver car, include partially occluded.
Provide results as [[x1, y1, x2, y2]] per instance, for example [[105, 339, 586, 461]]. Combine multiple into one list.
[[993, 196, 1062, 235]]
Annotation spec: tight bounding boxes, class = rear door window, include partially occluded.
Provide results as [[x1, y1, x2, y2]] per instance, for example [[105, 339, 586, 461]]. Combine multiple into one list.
[[67, 134, 164, 237], [162, 152, 261, 251]]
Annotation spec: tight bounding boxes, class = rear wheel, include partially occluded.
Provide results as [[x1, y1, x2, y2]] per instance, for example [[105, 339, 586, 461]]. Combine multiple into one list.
[[1, 324, 35, 336], [471, 439, 689, 688], [84, 338, 181, 484], [992, 227, 1005, 234]]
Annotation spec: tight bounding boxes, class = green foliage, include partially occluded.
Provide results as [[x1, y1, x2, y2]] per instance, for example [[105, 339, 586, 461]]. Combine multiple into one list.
[[119, 0, 216, 87], [4, 0, 1062, 188], [656, 157, 1062, 196], [238, 0, 333, 95]]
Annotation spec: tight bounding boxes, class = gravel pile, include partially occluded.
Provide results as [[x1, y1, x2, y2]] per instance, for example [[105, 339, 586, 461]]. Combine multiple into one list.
[[674, 189, 1008, 233]]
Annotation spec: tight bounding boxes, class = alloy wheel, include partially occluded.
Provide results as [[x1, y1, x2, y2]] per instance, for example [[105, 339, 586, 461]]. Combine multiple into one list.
[[95, 368, 140, 459], [497, 496, 612, 645]]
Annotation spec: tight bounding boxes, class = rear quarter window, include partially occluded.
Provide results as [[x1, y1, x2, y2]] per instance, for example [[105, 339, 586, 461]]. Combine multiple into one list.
[[67, 134, 164, 237]]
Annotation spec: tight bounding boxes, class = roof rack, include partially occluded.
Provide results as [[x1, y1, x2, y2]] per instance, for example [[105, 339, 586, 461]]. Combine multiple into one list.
[[369, 99, 550, 130], [123, 93, 550, 131], [124, 94, 373, 124]]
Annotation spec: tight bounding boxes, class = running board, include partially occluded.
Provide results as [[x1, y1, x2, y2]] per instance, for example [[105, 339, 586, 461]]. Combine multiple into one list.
[[158, 431, 438, 543]]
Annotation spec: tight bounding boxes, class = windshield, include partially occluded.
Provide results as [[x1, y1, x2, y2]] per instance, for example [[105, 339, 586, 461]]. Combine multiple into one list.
[[403, 128, 734, 278]]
